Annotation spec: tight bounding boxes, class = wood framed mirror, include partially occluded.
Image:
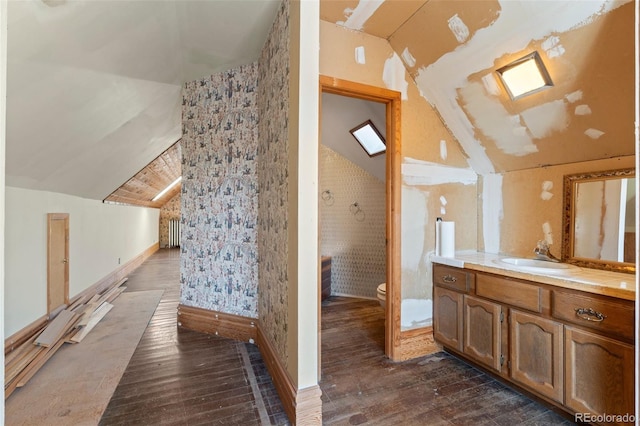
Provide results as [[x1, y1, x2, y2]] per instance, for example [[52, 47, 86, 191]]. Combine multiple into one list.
[[562, 168, 635, 273]]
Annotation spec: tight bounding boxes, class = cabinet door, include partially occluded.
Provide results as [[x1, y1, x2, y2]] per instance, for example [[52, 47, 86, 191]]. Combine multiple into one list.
[[510, 309, 563, 403], [565, 326, 635, 420], [433, 286, 464, 352], [463, 295, 502, 372]]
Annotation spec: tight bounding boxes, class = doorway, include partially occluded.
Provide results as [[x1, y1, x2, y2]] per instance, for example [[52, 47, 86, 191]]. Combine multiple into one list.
[[47, 213, 69, 314], [319, 76, 402, 360]]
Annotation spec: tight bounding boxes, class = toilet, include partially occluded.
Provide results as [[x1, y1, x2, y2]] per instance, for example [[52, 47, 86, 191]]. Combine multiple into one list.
[[376, 283, 386, 309]]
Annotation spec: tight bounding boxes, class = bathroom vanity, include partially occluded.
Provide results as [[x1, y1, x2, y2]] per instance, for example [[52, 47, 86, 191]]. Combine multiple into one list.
[[432, 252, 635, 424]]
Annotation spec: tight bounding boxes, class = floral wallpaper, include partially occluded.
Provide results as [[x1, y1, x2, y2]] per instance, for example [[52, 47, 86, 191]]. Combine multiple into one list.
[[180, 63, 259, 318], [257, 0, 290, 366], [319, 145, 386, 298], [159, 192, 181, 248]]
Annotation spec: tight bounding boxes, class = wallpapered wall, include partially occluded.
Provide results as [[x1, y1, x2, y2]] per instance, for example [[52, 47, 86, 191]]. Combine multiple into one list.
[[257, 0, 290, 367], [180, 64, 260, 318], [319, 145, 386, 298], [159, 192, 181, 248]]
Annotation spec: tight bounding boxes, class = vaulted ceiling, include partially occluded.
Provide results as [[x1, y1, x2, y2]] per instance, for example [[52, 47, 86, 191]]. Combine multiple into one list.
[[5, 1, 636, 206], [6, 0, 280, 202]]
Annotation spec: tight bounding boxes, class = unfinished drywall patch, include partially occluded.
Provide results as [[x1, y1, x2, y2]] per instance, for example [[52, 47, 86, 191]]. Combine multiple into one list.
[[541, 181, 554, 200], [520, 100, 569, 139], [448, 14, 469, 43], [340, 0, 384, 31], [402, 186, 428, 271], [413, 0, 630, 174], [575, 104, 592, 115], [355, 46, 365, 64], [542, 35, 565, 58], [402, 157, 477, 186], [439, 140, 448, 160], [482, 173, 503, 253], [481, 73, 501, 96], [383, 52, 408, 100], [401, 47, 416, 68], [460, 82, 538, 156], [542, 221, 554, 245], [585, 128, 605, 139], [565, 90, 583, 103], [439, 195, 447, 215]]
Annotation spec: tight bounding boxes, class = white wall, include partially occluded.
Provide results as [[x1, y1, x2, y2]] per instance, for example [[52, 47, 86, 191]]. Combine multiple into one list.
[[4, 186, 159, 337], [1, 0, 8, 421]]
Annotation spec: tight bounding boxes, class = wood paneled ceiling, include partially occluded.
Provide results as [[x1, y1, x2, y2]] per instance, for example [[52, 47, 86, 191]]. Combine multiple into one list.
[[104, 141, 181, 208]]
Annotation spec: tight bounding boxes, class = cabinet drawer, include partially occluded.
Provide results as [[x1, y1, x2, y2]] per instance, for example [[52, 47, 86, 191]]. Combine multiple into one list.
[[552, 290, 635, 341], [476, 273, 543, 313], [433, 265, 473, 293]]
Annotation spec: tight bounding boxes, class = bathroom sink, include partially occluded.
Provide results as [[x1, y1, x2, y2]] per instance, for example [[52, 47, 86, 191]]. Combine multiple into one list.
[[495, 257, 576, 275]]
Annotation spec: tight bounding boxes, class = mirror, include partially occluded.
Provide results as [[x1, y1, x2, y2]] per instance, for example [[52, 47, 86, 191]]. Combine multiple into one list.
[[562, 168, 635, 273]]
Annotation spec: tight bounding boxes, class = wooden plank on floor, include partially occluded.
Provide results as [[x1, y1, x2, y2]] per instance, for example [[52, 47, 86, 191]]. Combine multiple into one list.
[[105, 286, 126, 304], [16, 338, 67, 387], [5, 345, 45, 387], [34, 310, 78, 348], [69, 302, 114, 343]]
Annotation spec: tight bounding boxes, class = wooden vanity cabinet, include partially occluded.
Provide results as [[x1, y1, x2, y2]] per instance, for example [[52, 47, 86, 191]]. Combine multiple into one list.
[[433, 286, 464, 351], [510, 309, 564, 403], [463, 295, 503, 373], [564, 326, 635, 418], [433, 264, 636, 424]]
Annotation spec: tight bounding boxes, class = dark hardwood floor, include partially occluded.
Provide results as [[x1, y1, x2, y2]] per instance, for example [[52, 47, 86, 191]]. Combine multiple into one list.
[[320, 297, 574, 426], [99, 249, 574, 425], [99, 249, 289, 426]]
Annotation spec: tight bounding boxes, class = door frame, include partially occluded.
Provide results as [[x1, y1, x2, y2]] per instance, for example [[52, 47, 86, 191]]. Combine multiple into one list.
[[47, 213, 69, 315], [319, 75, 402, 360]]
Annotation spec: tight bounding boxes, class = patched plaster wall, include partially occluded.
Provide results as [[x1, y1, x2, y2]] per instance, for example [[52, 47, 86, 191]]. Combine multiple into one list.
[[491, 155, 635, 260], [320, 20, 478, 328]]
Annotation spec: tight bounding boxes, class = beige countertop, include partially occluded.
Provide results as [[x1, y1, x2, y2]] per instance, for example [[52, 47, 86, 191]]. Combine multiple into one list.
[[431, 251, 636, 301]]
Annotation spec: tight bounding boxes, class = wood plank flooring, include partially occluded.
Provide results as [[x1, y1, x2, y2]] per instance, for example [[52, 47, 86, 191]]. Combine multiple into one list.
[[99, 249, 288, 426], [320, 297, 575, 425], [99, 249, 575, 425]]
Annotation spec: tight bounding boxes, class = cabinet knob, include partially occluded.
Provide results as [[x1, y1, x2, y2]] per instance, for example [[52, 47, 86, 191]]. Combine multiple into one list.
[[442, 274, 457, 283], [575, 307, 606, 322]]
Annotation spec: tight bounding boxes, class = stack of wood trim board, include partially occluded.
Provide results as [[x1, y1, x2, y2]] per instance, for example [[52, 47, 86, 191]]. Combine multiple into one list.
[[4, 278, 128, 399]]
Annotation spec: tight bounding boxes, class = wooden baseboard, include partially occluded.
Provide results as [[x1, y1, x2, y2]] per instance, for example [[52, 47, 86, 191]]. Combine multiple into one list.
[[398, 326, 442, 361], [177, 305, 258, 342], [4, 315, 48, 355], [257, 326, 322, 425], [5, 242, 159, 355], [68, 242, 159, 307]]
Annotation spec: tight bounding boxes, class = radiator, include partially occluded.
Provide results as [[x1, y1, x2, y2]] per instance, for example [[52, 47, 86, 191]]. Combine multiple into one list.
[[169, 219, 180, 248]]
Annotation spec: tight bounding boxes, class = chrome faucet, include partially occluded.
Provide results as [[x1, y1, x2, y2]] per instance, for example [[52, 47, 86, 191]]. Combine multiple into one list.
[[534, 240, 560, 262]]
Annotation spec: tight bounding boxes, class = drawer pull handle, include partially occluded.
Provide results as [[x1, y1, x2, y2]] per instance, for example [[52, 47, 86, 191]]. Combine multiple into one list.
[[575, 308, 606, 322], [442, 275, 457, 283]]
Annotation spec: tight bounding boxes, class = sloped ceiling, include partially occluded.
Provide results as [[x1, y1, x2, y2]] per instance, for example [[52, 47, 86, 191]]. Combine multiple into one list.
[[5, 0, 635, 205], [6, 0, 280, 200], [321, 93, 387, 182], [104, 142, 182, 208], [321, 0, 635, 174]]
